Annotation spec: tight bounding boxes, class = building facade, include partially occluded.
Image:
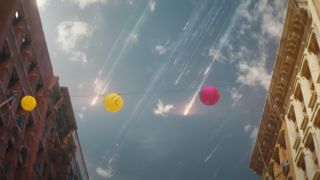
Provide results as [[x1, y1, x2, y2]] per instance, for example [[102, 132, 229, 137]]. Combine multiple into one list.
[[250, 0, 320, 179], [0, 0, 89, 179]]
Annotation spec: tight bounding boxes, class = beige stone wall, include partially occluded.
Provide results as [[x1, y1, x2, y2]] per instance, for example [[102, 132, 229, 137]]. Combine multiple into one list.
[[266, 1, 320, 179], [252, 0, 320, 179]]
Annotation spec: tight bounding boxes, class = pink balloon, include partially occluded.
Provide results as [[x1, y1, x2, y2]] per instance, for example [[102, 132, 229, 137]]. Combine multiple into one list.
[[199, 85, 220, 106]]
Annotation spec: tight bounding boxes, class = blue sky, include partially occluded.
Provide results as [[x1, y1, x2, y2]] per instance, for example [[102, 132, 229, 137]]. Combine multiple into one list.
[[37, 0, 286, 179]]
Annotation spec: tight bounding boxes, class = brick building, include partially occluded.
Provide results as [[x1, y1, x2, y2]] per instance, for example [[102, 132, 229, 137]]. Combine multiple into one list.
[[0, 0, 88, 179]]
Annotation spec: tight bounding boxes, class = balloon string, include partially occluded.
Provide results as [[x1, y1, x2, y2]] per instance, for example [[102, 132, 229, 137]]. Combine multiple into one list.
[[26, 82, 234, 98]]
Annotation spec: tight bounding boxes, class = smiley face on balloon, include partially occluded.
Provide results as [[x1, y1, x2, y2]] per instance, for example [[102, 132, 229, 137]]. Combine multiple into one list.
[[21, 95, 37, 111], [103, 93, 124, 112]]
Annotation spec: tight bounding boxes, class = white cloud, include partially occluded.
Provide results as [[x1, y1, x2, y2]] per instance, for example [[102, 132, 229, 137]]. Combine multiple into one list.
[[243, 123, 258, 141], [148, 0, 156, 12], [154, 44, 167, 55], [78, 113, 84, 120], [240, 0, 285, 39], [261, 12, 283, 39], [36, 0, 50, 10], [230, 1, 284, 91], [250, 127, 258, 141], [222, 1, 285, 89], [91, 78, 107, 106], [208, 47, 225, 62], [230, 88, 242, 106], [57, 21, 93, 64], [126, 32, 139, 44], [244, 124, 251, 133], [93, 78, 105, 94], [63, 0, 108, 8], [96, 166, 113, 178], [154, 99, 174, 117], [236, 60, 271, 90]]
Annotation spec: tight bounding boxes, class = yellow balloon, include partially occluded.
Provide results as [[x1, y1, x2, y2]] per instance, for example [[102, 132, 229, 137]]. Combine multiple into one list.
[[103, 93, 123, 112], [21, 95, 37, 112]]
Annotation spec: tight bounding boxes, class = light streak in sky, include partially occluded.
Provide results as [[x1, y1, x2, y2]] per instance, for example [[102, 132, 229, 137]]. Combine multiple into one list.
[[92, 2, 157, 178], [183, 0, 252, 116], [94, 0, 252, 177], [91, 2, 152, 106], [204, 146, 218, 163]]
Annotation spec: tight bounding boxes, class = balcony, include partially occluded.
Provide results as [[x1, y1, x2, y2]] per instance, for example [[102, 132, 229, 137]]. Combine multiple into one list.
[[302, 126, 312, 144], [308, 90, 317, 110], [313, 107, 320, 127], [300, 113, 308, 132], [295, 146, 304, 165], [293, 136, 301, 151]]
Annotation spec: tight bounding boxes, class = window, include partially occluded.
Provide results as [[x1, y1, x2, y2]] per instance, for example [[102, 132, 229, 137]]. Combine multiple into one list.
[[37, 142, 43, 155], [314, 110, 320, 128], [34, 162, 41, 174], [2, 163, 10, 174], [16, 161, 22, 170], [0, 117, 4, 128], [301, 60, 316, 93], [5, 139, 13, 154], [16, 116, 23, 128], [278, 131, 286, 149], [20, 34, 31, 51], [16, 100, 22, 112], [43, 123, 48, 135], [12, 8, 24, 25], [301, 60, 312, 80], [43, 163, 48, 177], [46, 105, 52, 117], [26, 119, 34, 130], [6, 90, 13, 101], [20, 146, 27, 162], [305, 134, 319, 168], [7, 69, 19, 89], [297, 153, 308, 179], [308, 32, 319, 55], [0, 41, 10, 64], [294, 83, 304, 103], [28, 58, 37, 73], [36, 78, 43, 93], [288, 106, 299, 135]]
